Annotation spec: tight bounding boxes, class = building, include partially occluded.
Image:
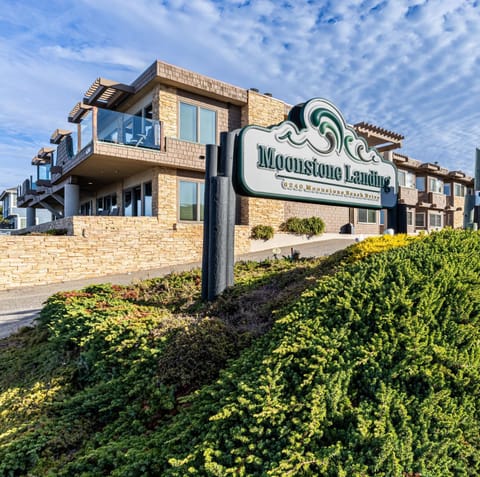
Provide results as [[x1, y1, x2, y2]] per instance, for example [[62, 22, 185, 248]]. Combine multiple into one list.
[[16, 59, 473, 236], [0, 187, 51, 230]]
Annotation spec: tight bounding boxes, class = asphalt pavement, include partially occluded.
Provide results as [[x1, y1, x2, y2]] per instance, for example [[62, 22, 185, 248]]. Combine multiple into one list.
[[0, 236, 356, 339]]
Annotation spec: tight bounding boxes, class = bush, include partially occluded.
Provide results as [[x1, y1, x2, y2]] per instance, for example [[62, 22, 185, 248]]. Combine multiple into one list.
[[280, 216, 325, 236], [251, 224, 274, 240]]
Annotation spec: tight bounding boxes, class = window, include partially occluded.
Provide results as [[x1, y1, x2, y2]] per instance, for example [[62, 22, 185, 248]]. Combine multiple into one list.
[[415, 213, 425, 227], [429, 213, 442, 228], [416, 176, 425, 192], [358, 208, 376, 224], [398, 170, 415, 188], [80, 201, 92, 216], [11, 193, 17, 207], [96, 194, 117, 214], [122, 182, 152, 216], [444, 183, 451, 196], [179, 102, 216, 144], [454, 183, 466, 197], [123, 186, 142, 217], [407, 210, 413, 226], [429, 177, 443, 193], [179, 180, 205, 221], [379, 209, 385, 226], [133, 103, 153, 136], [445, 213, 453, 227], [143, 182, 152, 216]]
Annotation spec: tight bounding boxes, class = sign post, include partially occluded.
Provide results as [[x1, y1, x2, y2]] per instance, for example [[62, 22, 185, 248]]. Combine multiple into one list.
[[202, 98, 398, 300]]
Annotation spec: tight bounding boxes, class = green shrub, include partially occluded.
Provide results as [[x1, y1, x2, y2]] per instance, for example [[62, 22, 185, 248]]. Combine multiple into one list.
[[280, 216, 325, 236], [251, 224, 274, 240]]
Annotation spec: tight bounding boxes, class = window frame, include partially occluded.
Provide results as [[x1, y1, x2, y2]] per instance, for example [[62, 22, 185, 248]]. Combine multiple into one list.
[[415, 212, 426, 228], [123, 182, 152, 217], [96, 193, 117, 215], [429, 212, 442, 228], [428, 177, 444, 194], [179, 101, 217, 145], [398, 169, 415, 188], [407, 210, 413, 226], [178, 179, 205, 222], [416, 176, 425, 192], [358, 208, 377, 224], [454, 183, 466, 197]]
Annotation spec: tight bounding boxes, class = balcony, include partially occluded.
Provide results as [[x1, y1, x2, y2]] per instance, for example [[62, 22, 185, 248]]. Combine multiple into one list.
[[418, 191, 447, 209], [397, 186, 418, 206], [52, 106, 165, 183]]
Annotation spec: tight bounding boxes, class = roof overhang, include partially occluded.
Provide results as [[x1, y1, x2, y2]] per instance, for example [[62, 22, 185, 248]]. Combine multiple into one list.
[[32, 147, 55, 165], [83, 77, 135, 109], [354, 121, 404, 152], [68, 102, 93, 123], [50, 128, 72, 144]]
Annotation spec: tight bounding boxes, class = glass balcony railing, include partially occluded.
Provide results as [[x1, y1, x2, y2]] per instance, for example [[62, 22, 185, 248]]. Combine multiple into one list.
[[96, 108, 161, 150], [37, 164, 51, 181], [52, 108, 162, 171], [67, 107, 162, 152]]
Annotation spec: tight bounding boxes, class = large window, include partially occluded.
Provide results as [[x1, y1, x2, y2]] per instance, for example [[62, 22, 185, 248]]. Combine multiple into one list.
[[429, 213, 442, 228], [416, 176, 425, 192], [454, 183, 466, 197], [415, 213, 425, 227], [96, 193, 117, 215], [398, 169, 415, 188], [124, 183, 151, 217], [179, 102, 216, 144], [358, 208, 376, 224], [444, 183, 451, 196], [429, 177, 443, 193], [179, 180, 205, 221]]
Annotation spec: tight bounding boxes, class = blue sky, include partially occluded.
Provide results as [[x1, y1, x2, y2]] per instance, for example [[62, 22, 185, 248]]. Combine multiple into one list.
[[0, 0, 479, 192]]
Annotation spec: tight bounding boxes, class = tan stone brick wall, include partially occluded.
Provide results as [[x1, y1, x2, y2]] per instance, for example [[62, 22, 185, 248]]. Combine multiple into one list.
[[157, 167, 178, 226], [239, 91, 287, 227], [0, 217, 250, 291], [284, 202, 350, 233], [247, 198, 285, 230], [159, 85, 178, 138], [165, 139, 206, 171], [453, 196, 467, 228], [242, 90, 286, 127]]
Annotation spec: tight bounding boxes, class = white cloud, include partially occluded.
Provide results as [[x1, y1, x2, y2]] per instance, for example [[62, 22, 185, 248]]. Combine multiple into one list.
[[0, 0, 479, 194]]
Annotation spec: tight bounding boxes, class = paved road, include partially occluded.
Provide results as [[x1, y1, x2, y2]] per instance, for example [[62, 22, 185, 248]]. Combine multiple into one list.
[[0, 237, 356, 339]]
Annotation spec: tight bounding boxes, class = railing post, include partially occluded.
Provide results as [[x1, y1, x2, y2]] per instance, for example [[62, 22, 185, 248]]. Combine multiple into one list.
[[92, 107, 98, 143], [77, 123, 82, 153]]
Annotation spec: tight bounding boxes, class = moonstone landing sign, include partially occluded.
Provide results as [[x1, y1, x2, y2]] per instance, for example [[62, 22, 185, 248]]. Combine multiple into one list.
[[234, 98, 398, 209]]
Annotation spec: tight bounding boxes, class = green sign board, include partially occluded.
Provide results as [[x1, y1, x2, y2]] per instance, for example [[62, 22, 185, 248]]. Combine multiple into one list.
[[234, 98, 398, 209]]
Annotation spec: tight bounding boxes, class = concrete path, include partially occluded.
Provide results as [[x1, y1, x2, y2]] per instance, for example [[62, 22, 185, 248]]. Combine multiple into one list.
[[0, 236, 356, 339]]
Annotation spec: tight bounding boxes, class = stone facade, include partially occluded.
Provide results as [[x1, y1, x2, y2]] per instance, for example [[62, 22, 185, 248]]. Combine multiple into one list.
[[11, 59, 474, 290], [0, 217, 250, 291]]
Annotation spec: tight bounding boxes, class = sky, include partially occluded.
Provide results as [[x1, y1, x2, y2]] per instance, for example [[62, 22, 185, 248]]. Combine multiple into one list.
[[0, 0, 479, 192]]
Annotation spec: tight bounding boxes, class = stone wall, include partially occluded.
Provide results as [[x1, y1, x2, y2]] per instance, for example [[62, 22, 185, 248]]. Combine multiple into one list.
[[0, 217, 250, 291], [284, 202, 350, 233]]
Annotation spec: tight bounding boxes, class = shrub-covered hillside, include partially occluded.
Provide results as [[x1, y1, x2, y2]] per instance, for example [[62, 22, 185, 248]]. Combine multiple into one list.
[[2, 230, 480, 476]]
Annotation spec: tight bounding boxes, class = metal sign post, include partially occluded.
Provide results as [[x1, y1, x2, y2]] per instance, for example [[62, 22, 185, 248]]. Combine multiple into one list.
[[201, 132, 237, 301], [202, 98, 399, 301]]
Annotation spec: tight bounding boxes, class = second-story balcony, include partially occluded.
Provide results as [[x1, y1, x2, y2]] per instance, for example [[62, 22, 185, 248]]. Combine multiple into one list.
[[418, 191, 447, 209], [51, 106, 165, 184], [397, 186, 418, 206]]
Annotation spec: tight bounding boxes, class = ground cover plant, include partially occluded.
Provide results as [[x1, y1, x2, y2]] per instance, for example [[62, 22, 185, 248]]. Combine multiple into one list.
[[3, 231, 480, 475]]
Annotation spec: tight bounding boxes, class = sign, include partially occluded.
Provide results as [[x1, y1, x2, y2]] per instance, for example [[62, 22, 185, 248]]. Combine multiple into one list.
[[234, 98, 398, 209]]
